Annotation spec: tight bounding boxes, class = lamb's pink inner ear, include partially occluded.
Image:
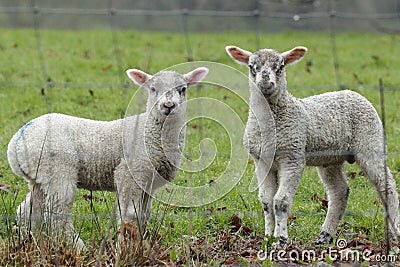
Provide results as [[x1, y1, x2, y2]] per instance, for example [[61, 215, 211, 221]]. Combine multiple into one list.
[[129, 70, 147, 85], [284, 48, 307, 65], [186, 68, 208, 86], [229, 47, 249, 64]]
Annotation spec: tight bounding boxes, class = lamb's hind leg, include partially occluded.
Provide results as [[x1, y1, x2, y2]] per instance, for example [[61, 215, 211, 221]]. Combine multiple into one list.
[[315, 164, 349, 245], [16, 182, 45, 235], [40, 169, 84, 251], [357, 154, 400, 240]]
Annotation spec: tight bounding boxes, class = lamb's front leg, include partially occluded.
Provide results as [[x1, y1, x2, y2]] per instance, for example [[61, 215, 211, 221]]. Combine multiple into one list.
[[273, 159, 305, 247], [114, 160, 152, 230], [114, 159, 153, 264], [256, 159, 278, 237]]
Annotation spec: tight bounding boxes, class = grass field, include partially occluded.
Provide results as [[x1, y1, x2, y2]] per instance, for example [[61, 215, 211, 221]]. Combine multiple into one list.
[[0, 28, 399, 265]]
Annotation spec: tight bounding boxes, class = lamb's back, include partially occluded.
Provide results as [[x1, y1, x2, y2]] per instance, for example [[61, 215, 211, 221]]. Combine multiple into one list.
[[9, 113, 125, 189], [301, 90, 381, 165]]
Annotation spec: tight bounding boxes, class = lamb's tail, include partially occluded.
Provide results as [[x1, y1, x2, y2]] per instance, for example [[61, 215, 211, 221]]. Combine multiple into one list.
[[7, 131, 25, 178], [7, 126, 30, 180]]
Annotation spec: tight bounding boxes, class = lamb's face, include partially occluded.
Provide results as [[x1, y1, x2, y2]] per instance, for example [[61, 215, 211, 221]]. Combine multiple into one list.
[[146, 71, 188, 117], [248, 49, 285, 97], [126, 67, 209, 118], [225, 45, 308, 98]]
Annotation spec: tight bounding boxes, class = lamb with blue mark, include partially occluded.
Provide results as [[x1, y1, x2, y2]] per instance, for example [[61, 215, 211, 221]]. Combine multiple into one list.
[[7, 66, 209, 250]]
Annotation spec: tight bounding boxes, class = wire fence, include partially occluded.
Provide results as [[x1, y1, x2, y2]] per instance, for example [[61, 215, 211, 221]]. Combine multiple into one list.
[[0, 0, 400, 258]]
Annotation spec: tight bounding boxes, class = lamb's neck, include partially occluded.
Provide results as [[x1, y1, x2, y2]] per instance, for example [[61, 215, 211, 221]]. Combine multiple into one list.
[[249, 83, 296, 115], [248, 84, 274, 128], [146, 113, 186, 148], [268, 86, 296, 112], [163, 116, 186, 145]]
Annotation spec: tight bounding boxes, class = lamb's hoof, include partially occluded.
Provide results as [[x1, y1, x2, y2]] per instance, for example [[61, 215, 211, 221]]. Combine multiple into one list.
[[272, 236, 288, 249], [315, 231, 333, 245]]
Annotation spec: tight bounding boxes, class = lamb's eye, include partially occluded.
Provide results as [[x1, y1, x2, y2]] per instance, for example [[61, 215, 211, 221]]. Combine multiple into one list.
[[150, 87, 156, 93], [180, 86, 187, 94], [276, 63, 285, 75], [248, 65, 256, 76]]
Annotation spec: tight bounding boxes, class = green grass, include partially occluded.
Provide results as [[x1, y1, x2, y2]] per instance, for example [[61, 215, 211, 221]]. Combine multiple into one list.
[[0, 28, 399, 265]]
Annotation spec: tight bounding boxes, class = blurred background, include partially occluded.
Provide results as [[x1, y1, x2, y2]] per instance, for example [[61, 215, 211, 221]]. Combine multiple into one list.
[[1, 0, 399, 32]]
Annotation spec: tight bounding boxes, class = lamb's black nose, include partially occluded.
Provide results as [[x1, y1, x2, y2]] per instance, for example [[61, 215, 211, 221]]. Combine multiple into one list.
[[163, 101, 176, 109]]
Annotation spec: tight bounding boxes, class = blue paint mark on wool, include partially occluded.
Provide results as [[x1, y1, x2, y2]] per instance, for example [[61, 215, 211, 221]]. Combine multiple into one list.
[[20, 121, 33, 135], [15, 120, 34, 146]]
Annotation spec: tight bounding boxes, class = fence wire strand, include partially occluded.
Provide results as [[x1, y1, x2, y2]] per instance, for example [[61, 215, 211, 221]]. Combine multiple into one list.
[[379, 78, 391, 255], [30, 0, 52, 112], [1, 6, 400, 20]]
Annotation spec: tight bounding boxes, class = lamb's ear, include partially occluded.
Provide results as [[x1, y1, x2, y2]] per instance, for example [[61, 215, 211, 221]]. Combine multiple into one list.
[[184, 67, 209, 86], [126, 69, 152, 86], [281, 46, 308, 66], [225, 45, 252, 65]]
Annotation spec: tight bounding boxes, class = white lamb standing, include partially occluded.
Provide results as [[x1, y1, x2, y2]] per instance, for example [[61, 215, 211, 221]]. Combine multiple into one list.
[[7, 67, 209, 250], [225, 45, 400, 246]]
